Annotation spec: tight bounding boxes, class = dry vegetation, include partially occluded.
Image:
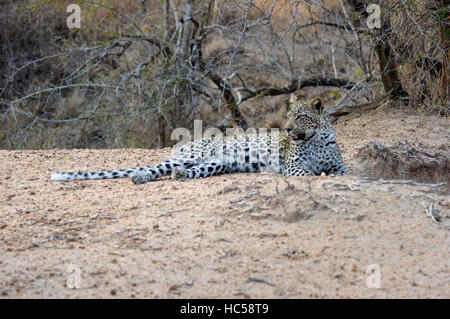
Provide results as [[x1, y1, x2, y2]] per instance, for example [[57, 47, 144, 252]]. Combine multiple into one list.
[[0, 1, 449, 299], [0, 0, 448, 149]]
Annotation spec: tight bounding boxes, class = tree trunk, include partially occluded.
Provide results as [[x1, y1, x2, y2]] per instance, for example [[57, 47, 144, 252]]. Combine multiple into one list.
[[374, 20, 406, 97], [181, 0, 195, 61], [436, 0, 449, 103], [346, 0, 407, 98]]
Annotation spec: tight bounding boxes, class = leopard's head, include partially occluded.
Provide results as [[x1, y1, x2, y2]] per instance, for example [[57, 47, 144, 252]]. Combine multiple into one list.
[[284, 95, 324, 144]]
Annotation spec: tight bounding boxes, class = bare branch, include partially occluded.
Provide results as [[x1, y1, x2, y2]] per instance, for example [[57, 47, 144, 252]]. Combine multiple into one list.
[[296, 20, 368, 34], [240, 78, 358, 102], [327, 92, 391, 118]]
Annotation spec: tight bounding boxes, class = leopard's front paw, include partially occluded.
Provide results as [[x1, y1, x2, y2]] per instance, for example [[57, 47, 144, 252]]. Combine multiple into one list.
[[171, 166, 187, 181]]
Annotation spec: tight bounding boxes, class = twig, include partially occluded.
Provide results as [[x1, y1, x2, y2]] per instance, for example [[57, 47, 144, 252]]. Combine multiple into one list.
[[427, 204, 441, 224], [157, 208, 188, 218], [57, 219, 81, 226], [214, 238, 232, 243], [248, 277, 276, 286], [374, 180, 447, 188], [355, 179, 447, 188], [139, 246, 163, 251]]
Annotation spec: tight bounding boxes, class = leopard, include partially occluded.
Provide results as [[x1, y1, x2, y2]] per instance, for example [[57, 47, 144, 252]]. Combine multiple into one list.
[[51, 95, 348, 184]]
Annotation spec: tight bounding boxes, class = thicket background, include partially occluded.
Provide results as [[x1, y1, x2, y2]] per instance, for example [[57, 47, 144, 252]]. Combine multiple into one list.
[[0, 0, 448, 149]]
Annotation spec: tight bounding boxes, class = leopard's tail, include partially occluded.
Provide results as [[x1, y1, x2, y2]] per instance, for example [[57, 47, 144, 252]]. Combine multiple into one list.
[[51, 168, 138, 181]]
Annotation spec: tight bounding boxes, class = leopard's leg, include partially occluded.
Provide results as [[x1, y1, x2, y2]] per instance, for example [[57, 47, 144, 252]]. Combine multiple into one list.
[[331, 164, 348, 175], [171, 160, 229, 181], [283, 166, 314, 177], [130, 160, 181, 184], [325, 148, 348, 175]]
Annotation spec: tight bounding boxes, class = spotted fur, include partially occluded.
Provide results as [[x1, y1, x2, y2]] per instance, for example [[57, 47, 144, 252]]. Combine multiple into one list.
[[51, 96, 347, 184]]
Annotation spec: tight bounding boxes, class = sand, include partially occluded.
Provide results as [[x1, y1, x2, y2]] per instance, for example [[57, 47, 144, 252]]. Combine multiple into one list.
[[0, 105, 448, 298]]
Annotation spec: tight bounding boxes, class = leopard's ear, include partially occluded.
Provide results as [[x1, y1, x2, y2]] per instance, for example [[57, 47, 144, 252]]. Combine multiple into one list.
[[288, 94, 298, 108], [308, 97, 323, 114]]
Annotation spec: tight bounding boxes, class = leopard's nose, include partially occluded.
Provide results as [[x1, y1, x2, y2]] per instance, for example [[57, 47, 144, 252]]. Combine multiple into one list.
[[285, 128, 292, 134]]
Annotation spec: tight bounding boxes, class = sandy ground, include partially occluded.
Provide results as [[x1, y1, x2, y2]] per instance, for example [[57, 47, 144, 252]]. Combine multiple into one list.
[[0, 105, 449, 298]]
